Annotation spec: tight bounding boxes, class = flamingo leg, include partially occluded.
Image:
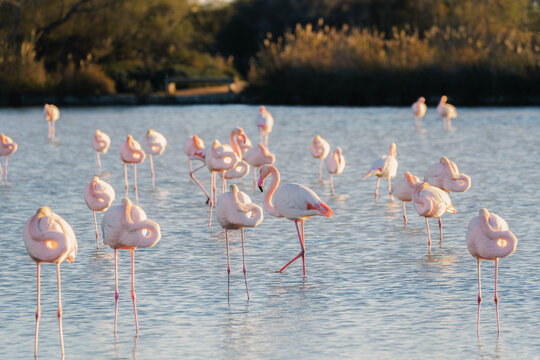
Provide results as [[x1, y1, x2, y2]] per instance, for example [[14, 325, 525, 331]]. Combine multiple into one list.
[[259, 129, 263, 145], [300, 220, 306, 276], [438, 218, 443, 244], [133, 164, 139, 204], [330, 175, 334, 195], [221, 171, 226, 194], [241, 228, 249, 300], [213, 171, 217, 205], [52, 122, 55, 140], [265, 133, 269, 146], [150, 154, 155, 189], [253, 166, 257, 188], [402, 201, 407, 227], [124, 163, 129, 198], [225, 230, 231, 303], [388, 177, 394, 201], [190, 163, 210, 204], [47, 121, 51, 139], [477, 258, 482, 336], [425, 217, 432, 253], [56, 263, 64, 356], [188, 159, 193, 176], [4, 155, 8, 185], [278, 221, 306, 274], [131, 250, 139, 334], [97, 152, 102, 174], [114, 249, 119, 334], [374, 177, 381, 202], [209, 172, 214, 228], [35, 263, 41, 357], [494, 258, 500, 335], [318, 158, 323, 182], [93, 210, 99, 249]]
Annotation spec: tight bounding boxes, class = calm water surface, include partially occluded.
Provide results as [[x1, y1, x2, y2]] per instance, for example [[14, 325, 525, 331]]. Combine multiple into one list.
[[0, 105, 539, 359]]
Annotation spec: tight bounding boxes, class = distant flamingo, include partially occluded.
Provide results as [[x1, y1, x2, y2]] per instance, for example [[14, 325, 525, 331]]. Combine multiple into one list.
[[0, 133, 17, 185], [326, 147, 346, 195], [467, 208, 517, 335], [425, 156, 471, 193], [102, 197, 161, 334], [412, 181, 456, 252], [144, 129, 167, 188], [217, 184, 263, 302], [24, 206, 78, 357], [92, 129, 111, 174], [226, 127, 251, 182], [84, 176, 115, 248], [44, 104, 60, 140], [120, 135, 146, 203], [258, 164, 333, 276], [412, 96, 427, 132], [244, 143, 275, 187], [362, 142, 398, 202], [437, 95, 457, 131], [390, 171, 420, 226], [310, 135, 331, 182], [256, 106, 274, 146], [183, 134, 205, 174], [188, 147, 211, 204]]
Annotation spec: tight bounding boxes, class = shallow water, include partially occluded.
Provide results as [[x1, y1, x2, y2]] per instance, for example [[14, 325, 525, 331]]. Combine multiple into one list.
[[0, 105, 539, 359]]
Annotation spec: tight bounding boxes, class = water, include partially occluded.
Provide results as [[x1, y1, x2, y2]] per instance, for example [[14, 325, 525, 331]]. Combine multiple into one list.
[[0, 105, 539, 359]]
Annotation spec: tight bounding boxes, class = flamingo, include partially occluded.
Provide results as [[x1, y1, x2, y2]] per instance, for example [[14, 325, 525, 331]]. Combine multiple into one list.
[[411, 181, 456, 253], [412, 96, 427, 132], [84, 176, 115, 248], [23, 206, 78, 357], [256, 106, 274, 146], [217, 184, 263, 302], [44, 104, 60, 140], [390, 171, 420, 226], [0, 133, 17, 185], [183, 134, 205, 174], [437, 95, 457, 131], [425, 156, 471, 193], [310, 135, 331, 182], [362, 142, 398, 202], [225, 127, 251, 182], [467, 208, 517, 335], [102, 197, 161, 334], [92, 129, 111, 174], [244, 143, 275, 187], [326, 146, 346, 195], [258, 164, 333, 276], [144, 129, 167, 188], [120, 135, 146, 203]]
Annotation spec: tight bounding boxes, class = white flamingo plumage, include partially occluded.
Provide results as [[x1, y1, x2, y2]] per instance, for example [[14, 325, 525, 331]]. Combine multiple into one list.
[[144, 129, 167, 188], [412, 96, 427, 132], [256, 106, 274, 146], [92, 129, 111, 174], [391, 171, 420, 226], [326, 147, 346, 195], [84, 176, 115, 248], [362, 142, 398, 202], [425, 156, 471, 193], [225, 127, 251, 182], [244, 143, 275, 187], [184, 134, 205, 174], [44, 104, 60, 140], [120, 135, 146, 204], [310, 135, 331, 182], [437, 95, 458, 131], [0, 133, 17, 185]]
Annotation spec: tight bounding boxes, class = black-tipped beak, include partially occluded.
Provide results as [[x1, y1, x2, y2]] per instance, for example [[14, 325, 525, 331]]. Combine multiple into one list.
[[259, 185, 264, 192]]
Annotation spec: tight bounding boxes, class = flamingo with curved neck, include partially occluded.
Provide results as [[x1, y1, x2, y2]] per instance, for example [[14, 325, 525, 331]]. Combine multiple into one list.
[[391, 171, 420, 226], [184, 134, 205, 174], [92, 129, 111, 174], [412, 96, 427, 132], [0, 133, 17, 185], [226, 127, 251, 181], [425, 156, 471, 193], [256, 106, 274, 146], [310, 135, 331, 182], [120, 135, 146, 203], [362, 142, 398, 202], [326, 146, 346, 195], [44, 104, 60, 140], [84, 176, 115, 248], [144, 129, 168, 188]]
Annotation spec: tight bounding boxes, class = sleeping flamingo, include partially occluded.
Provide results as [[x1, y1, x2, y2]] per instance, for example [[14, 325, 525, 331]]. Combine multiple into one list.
[[391, 171, 420, 226], [102, 197, 161, 334], [411, 181, 456, 253], [326, 147, 346, 195], [217, 184, 263, 302], [0, 133, 17, 185], [258, 164, 333, 276], [425, 156, 471, 193], [256, 106, 274, 146], [310, 135, 331, 182], [144, 129, 167, 188], [92, 129, 111, 174], [467, 208, 517, 335], [225, 127, 251, 182], [412, 96, 427, 132], [84, 176, 115, 248], [44, 104, 60, 140], [24, 206, 78, 357], [244, 143, 275, 187], [437, 95, 457, 131], [362, 142, 398, 202], [120, 135, 146, 203], [184, 134, 205, 174]]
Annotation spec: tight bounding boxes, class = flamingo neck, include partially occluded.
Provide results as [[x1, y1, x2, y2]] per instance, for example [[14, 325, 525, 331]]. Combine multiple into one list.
[[229, 133, 242, 159], [263, 167, 282, 218]]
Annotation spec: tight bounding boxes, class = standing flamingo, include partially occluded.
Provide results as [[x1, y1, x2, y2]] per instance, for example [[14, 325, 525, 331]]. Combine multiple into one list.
[[412, 96, 427, 132], [467, 208, 517, 335], [310, 135, 331, 182], [258, 164, 333, 276], [256, 106, 274, 146], [44, 104, 60, 140], [391, 172, 421, 226], [437, 95, 457, 131], [326, 147, 346, 195], [184, 134, 205, 174], [217, 184, 263, 302], [120, 135, 146, 203], [23, 206, 78, 357], [84, 176, 115, 248], [362, 142, 398, 202], [244, 143, 275, 187], [425, 156, 471, 193], [92, 129, 111, 174], [225, 127, 251, 182], [0, 133, 17, 185], [102, 197, 161, 334], [144, 129, 167, 188], [411, 181, 456, 253]]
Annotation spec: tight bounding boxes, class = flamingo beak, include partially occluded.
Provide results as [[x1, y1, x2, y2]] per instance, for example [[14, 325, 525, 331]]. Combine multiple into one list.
[[258, 175, 264, 192], [259, 185, 264, 192]]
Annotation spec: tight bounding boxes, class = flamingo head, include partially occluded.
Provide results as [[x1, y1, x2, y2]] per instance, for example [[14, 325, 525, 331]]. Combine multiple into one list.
[[147, 129, 155, 136], [418, 96, 426, 103], [440, 95, 448, 104], [258, 164, 273, 192], [335, 146, 342, 156], [389, 142, 397, 157], [259, 106, 266, 112], [192, 134, 204, 149], [36, 206, 52, 218], [0, 133, 6, 143], [229, 184, 239, 194], [232, 127, 247, 142], [404, 171, 419, 187]]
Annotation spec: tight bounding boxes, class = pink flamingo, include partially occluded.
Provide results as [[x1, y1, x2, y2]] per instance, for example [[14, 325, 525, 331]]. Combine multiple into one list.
[[244, 143, 275, 187], [23, 206, 78, 357], [92, 129, 111, 174], [326, 146, 346, 195], [256, 106, 274, 146], [0, 133, 17, 185], [362, 142, 398, 202], [391, 172, 421, 226], [437, 95, 457, 131], [225, 127, 251, 182], [425, 156, 471, 193], [84, 176, 115, 248], [411, 181, 456, 253], [144, 129, 167, 188], [120, 135, 146, 203], [310, 135, 331, 182], [102, 197, 161, 334], [217, 184, 263, 302], [258, 164, 333, 276], [183, 134, 205, 174], [412, 96, 427, 132], [467, 208, 517, 335], [44, 104, 60, 140]]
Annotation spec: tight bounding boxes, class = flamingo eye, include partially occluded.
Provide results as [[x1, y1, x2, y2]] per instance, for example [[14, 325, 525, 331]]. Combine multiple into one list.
[[497, 239, 508, 247]]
